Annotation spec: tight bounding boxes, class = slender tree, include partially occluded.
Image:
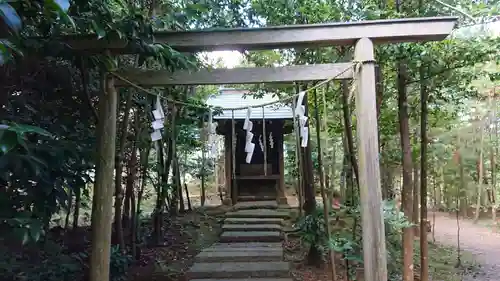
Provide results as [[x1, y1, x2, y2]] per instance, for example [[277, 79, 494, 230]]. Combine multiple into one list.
[[419, 65, 429, 281]]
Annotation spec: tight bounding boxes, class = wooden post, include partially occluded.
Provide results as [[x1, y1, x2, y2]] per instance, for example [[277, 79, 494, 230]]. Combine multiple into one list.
[[224, 131, 232, 205], [292, 97, 304, 214], [89, 71, 117, 281], [262, 108, 268, 176], [353, 38, 388, 281], [231, 111, 237, 204], [277, 135, 286, 204]]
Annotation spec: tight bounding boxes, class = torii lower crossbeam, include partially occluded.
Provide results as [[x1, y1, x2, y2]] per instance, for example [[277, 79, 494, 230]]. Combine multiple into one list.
[[114, 63, 352, 86]]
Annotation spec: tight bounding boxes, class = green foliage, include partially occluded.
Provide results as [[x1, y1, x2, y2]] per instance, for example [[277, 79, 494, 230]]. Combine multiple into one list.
[[295, 206, 331, 253], [295, 201, 412, 275], [0, 243, 132, 281], [0, 123, 73, 242]]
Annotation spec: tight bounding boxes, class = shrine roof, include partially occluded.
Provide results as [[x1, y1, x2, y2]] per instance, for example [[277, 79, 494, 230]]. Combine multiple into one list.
[[206, 88, 293, 120]]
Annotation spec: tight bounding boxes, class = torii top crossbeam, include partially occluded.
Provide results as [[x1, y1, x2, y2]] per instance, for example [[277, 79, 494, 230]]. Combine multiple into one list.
[[64, 16, 457, 53], [108, 17, 457, 87]]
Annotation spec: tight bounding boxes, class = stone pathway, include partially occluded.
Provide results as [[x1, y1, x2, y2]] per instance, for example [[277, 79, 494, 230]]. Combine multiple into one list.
[[186, 201, 292, 281], [431, 212, 500, 281]]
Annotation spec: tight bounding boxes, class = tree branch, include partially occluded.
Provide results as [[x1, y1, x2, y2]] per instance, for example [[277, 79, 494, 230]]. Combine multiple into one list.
[[434, 0, 477, 23]]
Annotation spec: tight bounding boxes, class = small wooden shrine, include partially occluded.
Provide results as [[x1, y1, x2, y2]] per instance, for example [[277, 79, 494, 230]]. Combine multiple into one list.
[[207, 88, 293, 205]]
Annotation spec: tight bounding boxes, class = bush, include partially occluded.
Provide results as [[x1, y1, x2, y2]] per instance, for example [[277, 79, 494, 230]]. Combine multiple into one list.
[[295, 200, 412, 276], [0, 242, 132, 281]]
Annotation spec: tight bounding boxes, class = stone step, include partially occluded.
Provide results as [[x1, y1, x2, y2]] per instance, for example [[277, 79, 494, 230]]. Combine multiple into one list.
[[224, 217, 284, 225], [222, 223, 282, 232], [220, 231, 281, 243], [238, 195, 277, 202], [207, 242, 283, 250], [233, 201, 278, 210], [191, 279, 292, 281], [203, 244, 283, 254], [195, 250, 283, 262], [187, 262, 290, 279], [225, 209, 290, 219]]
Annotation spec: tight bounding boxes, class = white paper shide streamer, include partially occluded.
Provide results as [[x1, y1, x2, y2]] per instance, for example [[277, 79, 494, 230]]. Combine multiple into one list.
[[269, 132, 274, 149], [206, 110, 219, 157], [151, 96, 165, 141], [295, 91, 308, 147], [244, 107, 254, 163]]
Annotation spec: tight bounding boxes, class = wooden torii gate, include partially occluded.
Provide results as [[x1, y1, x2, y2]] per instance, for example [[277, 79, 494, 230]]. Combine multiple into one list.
[[68, 16, 457, 281]]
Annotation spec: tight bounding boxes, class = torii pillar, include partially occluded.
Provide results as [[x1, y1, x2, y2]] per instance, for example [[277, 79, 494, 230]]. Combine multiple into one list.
[[354, 38, 387, 281]]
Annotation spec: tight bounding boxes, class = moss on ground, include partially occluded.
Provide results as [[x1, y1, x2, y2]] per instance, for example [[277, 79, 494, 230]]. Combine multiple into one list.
[[422, 242, 477, 281]]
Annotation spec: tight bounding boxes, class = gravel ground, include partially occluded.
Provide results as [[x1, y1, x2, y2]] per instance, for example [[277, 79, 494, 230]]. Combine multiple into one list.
[[431, 212, 500, 281]]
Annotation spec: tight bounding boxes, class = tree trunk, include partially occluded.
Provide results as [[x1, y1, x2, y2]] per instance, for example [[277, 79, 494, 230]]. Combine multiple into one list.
[[292, 85, 305, 215], [301, 92, 316, 215], [121, 110, 140, 236], [432, 173, 437, 242], [458, 144, 467, 217], [492, 94, 498, 223], [175, 156, 185, 213], [114, 91, 133, 249], [130, 184, 136, 256], [321, 83, 335, 204], [313, 88, 337, 281], [341, 80, 360, 192], [375, 65, 384, 148], [184, 182, 192, 211], [164, 136, 174, 210], [385, 168, 395, 200], [72, 187, 81, 230], [397, 60, 414, 281], [123, 180, 131, 229], [341, 134, 351, 202], [124, 137, 139, 232], [134, 140, 151, 259], [413, 164, 420, 231], [201, 139, 207, 207], [65, 189, 73, 229], [89, 70, 118, 281], [169, 106, 180, 215], [297, 87, 319, 265], [153, 137, 165, 244], [474, 124, 485, 223], [438, 169, 444, 209], [419, 65, 429, 281]]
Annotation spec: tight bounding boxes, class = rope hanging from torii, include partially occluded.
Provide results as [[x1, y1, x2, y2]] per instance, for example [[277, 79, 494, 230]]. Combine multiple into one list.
[[109, 61, 365, 145], [109, 61, 361, 112]]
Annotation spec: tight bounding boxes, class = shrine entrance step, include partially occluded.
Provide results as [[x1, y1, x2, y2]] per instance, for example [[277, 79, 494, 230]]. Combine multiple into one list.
[[186, 201, 291, 281]]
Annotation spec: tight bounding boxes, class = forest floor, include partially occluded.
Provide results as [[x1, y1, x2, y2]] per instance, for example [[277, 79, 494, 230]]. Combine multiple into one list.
[[431, 212, 500, 281], [128, 194, 227, 281]]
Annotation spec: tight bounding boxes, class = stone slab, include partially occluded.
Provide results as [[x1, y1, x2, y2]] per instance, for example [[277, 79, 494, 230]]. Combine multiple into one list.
[[195, 250, 282, 262], [222, 223, 282, 232], [187, 261, 290, 279], [220, 231, 281, 242], [238, 195, 277, 202], [191, 279, 292, 281], [202, 246, 283, 253], [233, 201, 278, 210], [224, 217, 284, 225], [191, 278, 293, 281], [203, 244, 283, 253], [208, 242, 283, 249], [225, 209, 290, 219]]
